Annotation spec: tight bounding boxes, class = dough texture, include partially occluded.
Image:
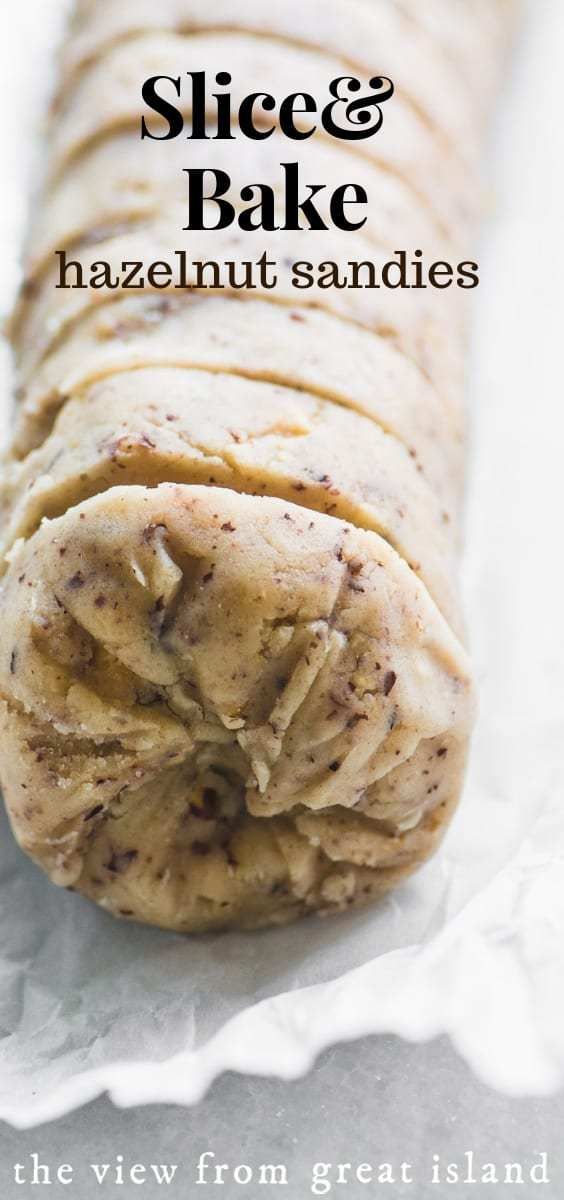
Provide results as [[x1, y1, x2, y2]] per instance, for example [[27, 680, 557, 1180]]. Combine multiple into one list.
[[0, 486, 472, 931], [0, 0, 513, 931]]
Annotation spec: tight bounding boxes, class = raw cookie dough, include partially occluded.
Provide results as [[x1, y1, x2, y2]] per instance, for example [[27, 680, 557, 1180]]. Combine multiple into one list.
[[0, 0, 513, 930], [0, 368, 461, 627], [13, 295, 465, 511], [0, 486, 473, 932]]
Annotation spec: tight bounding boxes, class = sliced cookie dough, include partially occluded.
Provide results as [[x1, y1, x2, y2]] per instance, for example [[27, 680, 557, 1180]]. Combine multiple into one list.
[[0, 0, 513, 931], [0, 368, 460, 627], [12, 295, 465, 511], [0, 485, 473, 931]]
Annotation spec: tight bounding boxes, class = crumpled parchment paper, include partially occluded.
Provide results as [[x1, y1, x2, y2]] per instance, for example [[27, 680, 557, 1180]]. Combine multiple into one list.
[[0, 0, 563, 1129]]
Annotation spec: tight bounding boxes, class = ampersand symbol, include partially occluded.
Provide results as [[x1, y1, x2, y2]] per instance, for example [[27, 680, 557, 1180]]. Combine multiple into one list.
[[323, 76, 394, 140]]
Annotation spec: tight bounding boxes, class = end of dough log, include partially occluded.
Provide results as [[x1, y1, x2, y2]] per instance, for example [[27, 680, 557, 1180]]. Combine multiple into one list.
[[0, 485, 473, 931]]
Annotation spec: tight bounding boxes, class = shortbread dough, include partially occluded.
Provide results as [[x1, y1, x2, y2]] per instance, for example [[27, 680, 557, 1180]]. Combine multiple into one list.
[[0, 486, 473, 931], [0, 0, 513, 930]]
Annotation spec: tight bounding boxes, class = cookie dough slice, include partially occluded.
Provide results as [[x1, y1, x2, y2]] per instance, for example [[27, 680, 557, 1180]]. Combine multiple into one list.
[[14, 295, 465, 510], [0, 485, 473, 931], [0, 368, 460, 628]]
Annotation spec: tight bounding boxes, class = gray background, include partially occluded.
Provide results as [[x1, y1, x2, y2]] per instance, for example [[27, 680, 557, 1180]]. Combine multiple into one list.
[[0, 1036, 561, 1199]]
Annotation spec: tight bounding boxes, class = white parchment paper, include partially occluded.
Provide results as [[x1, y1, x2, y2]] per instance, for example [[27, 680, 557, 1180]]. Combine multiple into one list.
[[0, 1, 562, 1128]]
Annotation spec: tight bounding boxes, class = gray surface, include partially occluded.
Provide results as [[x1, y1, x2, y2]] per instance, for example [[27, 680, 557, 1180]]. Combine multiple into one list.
[[0, 1036, 561, 1199]]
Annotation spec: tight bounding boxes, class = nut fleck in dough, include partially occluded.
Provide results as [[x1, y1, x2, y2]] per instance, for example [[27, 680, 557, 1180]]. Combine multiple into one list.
[[0, 0, 513, 931]]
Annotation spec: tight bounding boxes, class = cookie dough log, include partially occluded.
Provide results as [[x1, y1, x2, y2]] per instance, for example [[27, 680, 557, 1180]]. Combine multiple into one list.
[[0, 486, 474, 932], [0, 0, 507, 931]]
